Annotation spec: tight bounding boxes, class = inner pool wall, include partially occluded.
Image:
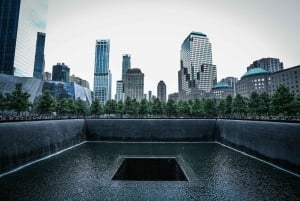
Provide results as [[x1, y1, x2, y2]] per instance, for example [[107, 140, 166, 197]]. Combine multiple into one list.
[[216, 119, 300, 174], [0, 119, 86, 174], [85, 119, 216, 141], [0, 118, 299, 176]]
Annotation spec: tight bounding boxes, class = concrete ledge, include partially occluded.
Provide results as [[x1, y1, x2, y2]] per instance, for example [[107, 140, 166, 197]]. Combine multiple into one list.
[[216, 119, 300, 174], [0, 119, 86, 174], [85, 119, 216, 141]]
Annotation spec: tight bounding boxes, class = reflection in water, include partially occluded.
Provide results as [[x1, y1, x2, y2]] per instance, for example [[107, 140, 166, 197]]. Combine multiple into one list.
[[0, 142, 299, 201]]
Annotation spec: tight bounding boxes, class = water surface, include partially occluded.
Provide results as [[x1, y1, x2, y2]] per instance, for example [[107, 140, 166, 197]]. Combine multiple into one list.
[[0, 142, 299, 201]]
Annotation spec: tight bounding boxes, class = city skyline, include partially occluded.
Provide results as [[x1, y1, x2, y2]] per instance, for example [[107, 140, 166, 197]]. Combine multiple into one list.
[[45, 0, 300, 96]]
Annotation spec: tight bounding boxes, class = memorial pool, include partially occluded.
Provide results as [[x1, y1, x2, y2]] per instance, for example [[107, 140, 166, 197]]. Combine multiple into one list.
[[0, 142, 299, 201]]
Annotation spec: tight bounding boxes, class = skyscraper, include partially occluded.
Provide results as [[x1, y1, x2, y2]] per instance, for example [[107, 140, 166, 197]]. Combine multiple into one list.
[[115, 80, 124, 102], [0, 0, 48, 76], [247, 58, 284, 73], [93, 39, 112, 105], [124, 68, 144, 102], [122, 54, 131, 80], [52, 62, 70, 82], [157, 80, 167, 103], [33, 32, 46, 79], [178, 31, 217, 100]]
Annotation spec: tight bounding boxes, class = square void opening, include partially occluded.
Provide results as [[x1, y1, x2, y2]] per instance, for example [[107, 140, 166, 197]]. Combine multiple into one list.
[[112, 157, 188, 181]]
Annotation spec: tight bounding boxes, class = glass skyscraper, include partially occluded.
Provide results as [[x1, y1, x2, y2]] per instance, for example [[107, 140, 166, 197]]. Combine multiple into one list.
[[122, 54, 131, 80], [0, 0, 48, 77], [178, 31, 217, 100], [93, 39, 112, 105], [157, 80, 167, 103], [33, 32, 46, 79]]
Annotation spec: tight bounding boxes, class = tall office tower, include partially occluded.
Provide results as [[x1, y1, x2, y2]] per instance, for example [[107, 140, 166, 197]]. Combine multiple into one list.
[[43, 71, 51, 80], [157, 80, 167, 103], [116, 80, 124, 102], [247, 58, 283, 73], [122, 54, 131, 80], [0, 0, 48, 76], [33, 32, 46, 79], [178, 31, 217, 100], [124, 68, 144, 102], [93, 39, 112, 105], [52, 62, 70, 82]]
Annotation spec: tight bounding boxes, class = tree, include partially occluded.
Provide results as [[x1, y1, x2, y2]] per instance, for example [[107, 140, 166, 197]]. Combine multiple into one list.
[[152, 98, 164, 116], [56, 98, 75, 116], [248, 92, 260, 116], [74, 98, 87, 116], [6, 83, 31, 116], [177, 100, 191, 117], [36, 91, 56, 116], [204, 99, 217, 117], [90, 99, 102, 116], [124, 97, 134, 116], [165, 99, 177, 117], [258, 92, 270, 116], [104, 99, 117, 115], [232, 94, 247, 117], [138, 98, 149, 117], [191, 98, 204, 117], [271, 85, 294, 116], [225, 95, 233, 117], [116, 101, 124, 117], [0, 93, 8, 116], [217, 99, 226, 117]]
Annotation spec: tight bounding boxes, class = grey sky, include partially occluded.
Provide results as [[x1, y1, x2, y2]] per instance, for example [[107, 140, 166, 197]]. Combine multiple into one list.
[[45, 0, 300, 96]]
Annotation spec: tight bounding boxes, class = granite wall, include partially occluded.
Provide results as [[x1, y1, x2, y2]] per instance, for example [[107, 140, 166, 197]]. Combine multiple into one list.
[[85, 119, 216, 141], [0, 119, 86, 174]]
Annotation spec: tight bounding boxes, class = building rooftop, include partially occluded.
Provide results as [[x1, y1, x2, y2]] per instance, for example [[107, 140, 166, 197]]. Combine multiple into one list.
[[127, 68, 142, 74], [212, 82, 231, 89], [191, 31, 207, 37], [241, 68, 270, 79]]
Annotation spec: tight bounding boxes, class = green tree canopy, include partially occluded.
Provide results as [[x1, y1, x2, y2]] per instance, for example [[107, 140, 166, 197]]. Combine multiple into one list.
[[104, 99, 117, 115], [36, 91, 56, 115], [74, 98, 87, 116], [138, 98, 149, 117], [217, 99, 226, 117], [232, 94, 247, 117], [165, 99, 177, 117], [271, 85, 294, 116], [204, 99, 217, 117], [6, 83, 31, 116], [225, 95, 233, 117], [90, 99, 102, 116], [248, 92, 260, 116], [0, 93, 8, 116]]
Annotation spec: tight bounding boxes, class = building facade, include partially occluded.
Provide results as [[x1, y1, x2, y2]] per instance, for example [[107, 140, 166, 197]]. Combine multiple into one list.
[[211, 82, 234, 99], [70, 74, 90, 89], [247, 58, 283, 73], [236, 68, 270, 98], [43, 71, 51, 80], [124, 68, 144, 102], [52, 63, 70, 82], [122, 54, 131, 80], [268, 65, 300, 97], [178, 31, 217, 100], [115, 80, 124, 102], [93, 39, 112, 105], [157, 80, 167, 103], [33, 32, 46, 79], [0, 0, 48, 76], [220, 77, 238, 97]]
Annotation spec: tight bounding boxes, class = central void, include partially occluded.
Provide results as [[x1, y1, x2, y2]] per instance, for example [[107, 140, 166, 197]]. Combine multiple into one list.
[[112, 157, 187, 181]]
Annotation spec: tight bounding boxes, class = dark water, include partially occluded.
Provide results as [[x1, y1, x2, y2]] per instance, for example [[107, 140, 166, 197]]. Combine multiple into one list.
[[0, 142, 299, 201]]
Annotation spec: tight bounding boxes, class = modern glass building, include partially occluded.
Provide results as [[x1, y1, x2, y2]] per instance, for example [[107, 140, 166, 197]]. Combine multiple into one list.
[[122, 54, 131, 80], [178, 31, 217, 100], [115, 80, 124, 102], [93, 40, 112, 105], [0, 0, 48, 77], [52, 63, 70, 82], [157, 80, 167, 103], [33, 32, 46, 79]]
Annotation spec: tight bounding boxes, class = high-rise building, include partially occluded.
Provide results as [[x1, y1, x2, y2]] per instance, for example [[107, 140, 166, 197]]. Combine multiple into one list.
[[122, 54, 131, 80], [116, 80, 124, 102], [52, 62, 70, 82], [178, 31, 217, 100], [43, 71, 51, 80], [247, 58, 284, 73], [93, 39, 112, 105], [220, 77, 238, 96], [0, 0, 48, 76], [157, 80, 167, 103], [124, 68, 144, 102], [33, 32, 46, 79], [70, 74, 90, 89]]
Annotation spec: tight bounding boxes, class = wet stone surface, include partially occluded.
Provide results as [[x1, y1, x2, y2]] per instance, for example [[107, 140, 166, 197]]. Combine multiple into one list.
[[0, 142, 299, 201]]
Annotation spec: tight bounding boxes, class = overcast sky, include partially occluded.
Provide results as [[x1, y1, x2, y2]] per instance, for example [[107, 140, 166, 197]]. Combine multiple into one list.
[[45, 0, 300, 96]]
